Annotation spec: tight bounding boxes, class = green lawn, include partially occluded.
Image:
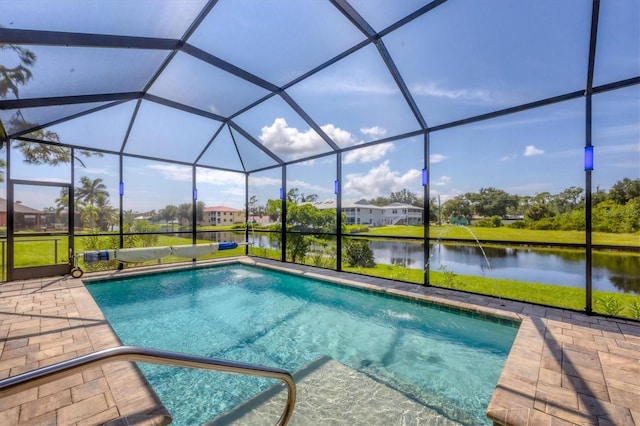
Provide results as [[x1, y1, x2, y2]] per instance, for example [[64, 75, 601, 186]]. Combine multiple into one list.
[[342, 264, 640, 320], [357, 224, 640, 247]]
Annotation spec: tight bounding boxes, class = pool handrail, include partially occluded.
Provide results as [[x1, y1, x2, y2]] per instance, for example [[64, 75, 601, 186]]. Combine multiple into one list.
[[0, 345, 297, 426]]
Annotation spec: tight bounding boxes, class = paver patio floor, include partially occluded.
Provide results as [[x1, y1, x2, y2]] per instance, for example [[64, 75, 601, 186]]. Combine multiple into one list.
[[1, 257, 638, 425]]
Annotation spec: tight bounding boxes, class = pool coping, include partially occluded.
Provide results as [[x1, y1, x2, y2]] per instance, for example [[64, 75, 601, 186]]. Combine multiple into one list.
[[1, 256, 639, 425]]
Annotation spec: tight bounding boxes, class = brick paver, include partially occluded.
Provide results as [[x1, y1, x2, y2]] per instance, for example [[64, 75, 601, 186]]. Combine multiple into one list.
[[0, 275, 170, 426], [0, 257, 638, 425]]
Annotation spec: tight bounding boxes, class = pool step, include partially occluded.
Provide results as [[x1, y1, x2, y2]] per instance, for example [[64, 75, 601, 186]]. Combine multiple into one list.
[[206, 356, 460, 426]]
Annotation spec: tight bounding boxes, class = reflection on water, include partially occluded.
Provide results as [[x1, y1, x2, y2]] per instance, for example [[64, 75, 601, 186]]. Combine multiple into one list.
[[373, 240, 639, 295], [233, 232, 639, 295]]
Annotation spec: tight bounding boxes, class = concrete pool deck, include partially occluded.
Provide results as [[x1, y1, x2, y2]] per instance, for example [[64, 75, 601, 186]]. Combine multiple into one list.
[[0, 256, 638, 425]]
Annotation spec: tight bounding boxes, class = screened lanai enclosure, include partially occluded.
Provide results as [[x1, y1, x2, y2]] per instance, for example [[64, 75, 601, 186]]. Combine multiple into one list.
[[0, 0, 638, 318]]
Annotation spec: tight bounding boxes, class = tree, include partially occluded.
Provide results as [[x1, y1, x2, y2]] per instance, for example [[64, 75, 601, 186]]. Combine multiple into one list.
[[177, 203, 192, 226], [1, 44, 102, 181], [76, 177, 109, 207], [248, 195, 259, 216], [74, 176, 110, 229], [158, 205, 178, 230], [301, 193, 318, 202], [286, 187, 318, 203], [79, 204, 100, 230], [368, 196, 390, 206], [265, 199, 282, 222], [286, 234, 310, 263], [195, 201, 205, 224], [442, 195, 473, 223], [0, 43, 36, 98], [389, 189, 419, 206], [122, 210, 137, 229], [55, 188, 70, 216], [287, 203, 336, 232], [467, 187, 518, 218], [554, 186, 584, 214], [525, 203, 554, 222], [6, 114, 103, 168], [286, 188, 301, 203], [95, 193, 118, 231], [428, 196, 439, 223], [609, 178, 640, 204]]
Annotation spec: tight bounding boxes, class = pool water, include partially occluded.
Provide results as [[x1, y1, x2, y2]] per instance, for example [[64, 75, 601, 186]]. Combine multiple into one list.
[[87, 264, 518, 425]]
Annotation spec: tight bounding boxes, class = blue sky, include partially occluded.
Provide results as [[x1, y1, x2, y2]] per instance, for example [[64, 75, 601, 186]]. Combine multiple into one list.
[[1, 0, 638, 212]]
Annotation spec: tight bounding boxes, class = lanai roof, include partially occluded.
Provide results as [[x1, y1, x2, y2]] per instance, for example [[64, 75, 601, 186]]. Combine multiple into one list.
[[1, 1, 636, 175]]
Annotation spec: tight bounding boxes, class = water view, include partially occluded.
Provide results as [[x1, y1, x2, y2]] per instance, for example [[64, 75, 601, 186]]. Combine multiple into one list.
[[205, 232, 639, 295]]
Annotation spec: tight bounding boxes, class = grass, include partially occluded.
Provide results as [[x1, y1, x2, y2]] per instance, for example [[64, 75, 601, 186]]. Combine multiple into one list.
[[7, 233, 249, 270], [353, 224, 640, 248], [342, 263, 640, 319]]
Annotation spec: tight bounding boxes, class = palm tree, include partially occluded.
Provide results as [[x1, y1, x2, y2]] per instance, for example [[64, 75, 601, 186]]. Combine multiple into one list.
[[79, 204, 100, 230], [95, 193, 118, 231], [76, 176, 109, 207]]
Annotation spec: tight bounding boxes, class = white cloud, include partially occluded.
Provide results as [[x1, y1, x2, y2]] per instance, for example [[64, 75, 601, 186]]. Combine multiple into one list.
[[248, 175, 281, 187], [260, 118, 329, 157], [196, 169, 245, 187], [344, 160, 421, 198], [430, 153, 447, 163], [430, 188, 464, 204], [147, 165, 246, 194], [410, 82, 494, 103], [524, 145, 544, 156], [499, 154, 518, 161], [298, 74, 397, 96], [599, 143, 640, 155], [286, 179, 330, 195], [147, 164, 192, 181], [506, 182, 554, 196], [83, 166, 116, 177], [321, 123, 356, 146], [612, 160, 640, 169], [595, 124, 639, 139], [434, 176, 451, 187], [343, 143, 394, 164], [360, 126, 387, 140]]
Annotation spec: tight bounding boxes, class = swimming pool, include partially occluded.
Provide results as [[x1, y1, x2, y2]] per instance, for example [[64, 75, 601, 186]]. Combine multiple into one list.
[[87, 264, 518, 425]]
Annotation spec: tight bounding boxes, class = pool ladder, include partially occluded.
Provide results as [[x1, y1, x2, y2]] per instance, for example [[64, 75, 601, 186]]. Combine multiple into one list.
[[0, 345, 297, 426]]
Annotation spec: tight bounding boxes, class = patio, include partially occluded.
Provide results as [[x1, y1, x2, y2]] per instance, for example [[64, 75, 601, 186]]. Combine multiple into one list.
[[1, 258, 638, 425]]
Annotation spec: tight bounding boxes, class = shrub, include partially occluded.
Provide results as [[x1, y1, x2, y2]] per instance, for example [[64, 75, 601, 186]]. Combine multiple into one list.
[[344, 239, 375, 268], [629, 299, 640, 320], [438, 265, 462, 289], [286, 234, 310, 263], [529, 216, 558, 230], [595, 296, 625, 316], [347, 225, 370, 234], [475, 216, 503, 228]]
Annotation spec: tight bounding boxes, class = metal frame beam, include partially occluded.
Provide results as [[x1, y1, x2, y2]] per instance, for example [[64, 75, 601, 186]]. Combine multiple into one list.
[[0, 28, 179, 50]]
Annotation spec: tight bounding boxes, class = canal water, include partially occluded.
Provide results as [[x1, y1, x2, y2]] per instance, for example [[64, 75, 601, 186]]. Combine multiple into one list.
[[201, 231, 640, 295]]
